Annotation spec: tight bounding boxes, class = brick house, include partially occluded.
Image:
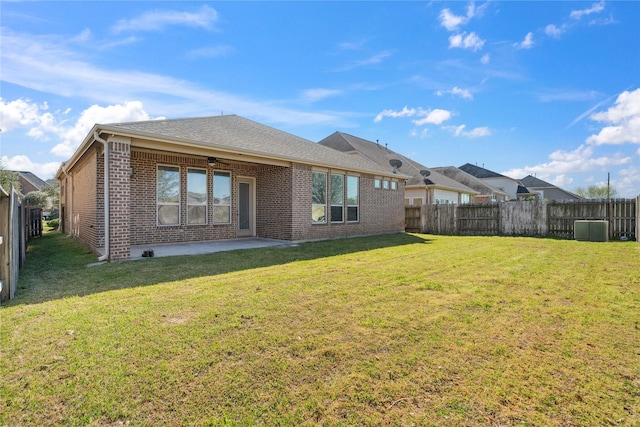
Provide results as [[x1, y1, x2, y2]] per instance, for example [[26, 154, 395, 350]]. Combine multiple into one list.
[[56, 115, 406, 261]]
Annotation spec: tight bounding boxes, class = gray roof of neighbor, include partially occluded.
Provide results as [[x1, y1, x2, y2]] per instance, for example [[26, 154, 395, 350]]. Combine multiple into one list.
[[100, 115, 398, 177], [319, 132, 478, 194], [14, 171, 48, 190], [431, 166, 510, 197], [520, 175, 556, 188], [459, 163, 507, 179]]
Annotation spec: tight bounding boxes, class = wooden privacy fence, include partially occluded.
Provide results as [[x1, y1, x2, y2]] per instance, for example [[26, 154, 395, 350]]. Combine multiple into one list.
[[406, 197, 638, 241], [0, 186, 27, 302]]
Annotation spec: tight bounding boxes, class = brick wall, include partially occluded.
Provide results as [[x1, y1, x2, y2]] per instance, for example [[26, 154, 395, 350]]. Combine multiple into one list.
[[69, 149, 99, 249], [130, 149, 262, 246], [290, 163, 405, 242], [108, 139, 131, 261], [256, 165, 293, 240]]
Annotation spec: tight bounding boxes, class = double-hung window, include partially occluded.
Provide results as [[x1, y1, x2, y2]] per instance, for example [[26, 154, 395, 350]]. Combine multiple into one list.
[[330, 173, 344, 223], [312, 171, 327, 223], [187, 168, 207, 225], [213, 171, 231, 224], [157, 165, 180, 225], [346, 175, 359, 222]]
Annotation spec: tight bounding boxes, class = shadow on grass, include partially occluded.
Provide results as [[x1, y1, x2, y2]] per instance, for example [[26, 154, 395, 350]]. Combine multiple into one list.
[[11, 232, 433, 305]]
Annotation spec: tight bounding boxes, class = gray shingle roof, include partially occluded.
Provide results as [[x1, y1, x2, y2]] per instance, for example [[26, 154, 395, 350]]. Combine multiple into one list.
[[431, 166, 509, 197], [459, 163, 506, 179], [101, 115, 397, 177], [13, 171, 48, 190], [520, 175, 554, 188], [319, 132, 478, 194]]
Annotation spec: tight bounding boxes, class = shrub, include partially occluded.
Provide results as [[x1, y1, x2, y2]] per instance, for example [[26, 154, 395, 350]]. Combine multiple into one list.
[[46, 218, 60, 230]]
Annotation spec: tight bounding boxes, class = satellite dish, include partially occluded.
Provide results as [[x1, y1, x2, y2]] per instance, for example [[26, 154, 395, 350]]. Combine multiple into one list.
[[389, 159, 402, 174], [419, 169, 431, 177]]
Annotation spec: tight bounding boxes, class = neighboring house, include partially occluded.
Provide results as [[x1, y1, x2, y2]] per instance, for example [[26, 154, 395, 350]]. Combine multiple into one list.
[[318, 132, 478, 206], [12, 171, 48, 194], [430, 166, 510, 203], [519, 175, 582, 201], [56, 115, 405, 261], [459, 163, 538, 200]]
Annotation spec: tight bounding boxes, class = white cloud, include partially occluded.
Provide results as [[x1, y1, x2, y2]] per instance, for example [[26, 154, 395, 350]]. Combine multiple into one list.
[[112, 5, 219, 33], [449, 32, 485, 51], [439, 9, 467, 31], [480, 53, 490, 64], [0, 29, 344, 128], [50, 101, 155, 158], [586, 89, 640, 145], [0, 98, 50, 132], [615, 165, 640, 198], [438, 2, 489, 31], [502, 144, 632, 180], [336, 51, 394, 71], [374, 106, 416, 122], [413, 109, 452, 126], [514, 32, 534, 49], [570, 0, 605, 20], [302, 88, 343, 103], [446, 124, 491, 138], [375, 106, 452, 126], [0, 154, 61, 180], [545, 24, 564, 38], [436, 87, 473, 100]]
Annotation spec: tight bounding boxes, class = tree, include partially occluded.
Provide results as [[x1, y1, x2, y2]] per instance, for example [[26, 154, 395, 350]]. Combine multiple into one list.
[[574, 185, 618, 199], [23, 191, 48, 207], [41, 182, 60, 210], [0, 164, 20, 192]]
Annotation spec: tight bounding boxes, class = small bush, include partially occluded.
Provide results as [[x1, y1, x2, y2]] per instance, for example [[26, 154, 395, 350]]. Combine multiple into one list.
[[46, 218, 60, 230]]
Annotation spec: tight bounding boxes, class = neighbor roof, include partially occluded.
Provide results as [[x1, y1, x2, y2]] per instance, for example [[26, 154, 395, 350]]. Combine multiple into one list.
[[319, 132, 478, 194], [70, 115, 400, 178], [520, 175, 556, 188], [431, 166, 510, 198], [459, 163, 507, 179], [13, 171, 48, 190]]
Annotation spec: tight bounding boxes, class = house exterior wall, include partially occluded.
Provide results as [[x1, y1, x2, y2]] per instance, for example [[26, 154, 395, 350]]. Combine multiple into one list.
[[290, 164, 405, 241], [483, 177, 519, 200], [405, 188, 428, 205], [67, 148, 99, 250], [433, 188, 459, 204], [256, 164, 293, 240], [129, 149, 266, 246], [17, 176, 39, 194]]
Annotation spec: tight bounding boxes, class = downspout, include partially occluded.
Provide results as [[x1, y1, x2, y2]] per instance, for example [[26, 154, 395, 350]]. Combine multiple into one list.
[[94, 131, 109, 261]]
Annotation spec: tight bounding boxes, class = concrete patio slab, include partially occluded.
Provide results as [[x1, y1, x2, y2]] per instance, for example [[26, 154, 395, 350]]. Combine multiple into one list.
[[129, 238, 291, 260]]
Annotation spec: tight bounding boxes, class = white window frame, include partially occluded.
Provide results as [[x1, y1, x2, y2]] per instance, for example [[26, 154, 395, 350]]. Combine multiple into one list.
[[374, 177, 382, 189], [330, 173, 345, 223], [382, 179, 390, 190], [212, 170, 232, 224], [346, 175, 359, 223], [187, 168, 208, 225], [391, 180, 398, 190], [312, 171, 327, 224], [157, 165, 181, 226]]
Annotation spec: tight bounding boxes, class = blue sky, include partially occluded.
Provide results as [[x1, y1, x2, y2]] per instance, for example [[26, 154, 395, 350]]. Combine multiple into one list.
[[1, 1, 639, 197]]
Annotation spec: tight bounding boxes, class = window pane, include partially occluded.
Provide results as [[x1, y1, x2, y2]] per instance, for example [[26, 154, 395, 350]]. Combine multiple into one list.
[[331, 174, 344, 204], [347, 206, 358, 222], [213, 205, 230, 223], [187, 169, 207, 204], [157, 166, 179, 203], [312, 172, 326, 204], [188, 206, 206, 225], [347, 176, 359, 205], [391, 181, 398, 190], [312, 205, 326, 223], [158, 205, 179, 225], [331, 206, 343, 222], [213, 171, 231, 205], [374, 178, 381, 188]]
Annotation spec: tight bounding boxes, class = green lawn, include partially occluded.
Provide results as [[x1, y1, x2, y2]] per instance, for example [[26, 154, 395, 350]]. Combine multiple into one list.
[[1, 232, 639, 426]]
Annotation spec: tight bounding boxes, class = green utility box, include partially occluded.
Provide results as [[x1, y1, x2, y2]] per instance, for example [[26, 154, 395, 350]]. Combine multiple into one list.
[[574, 220, 609, 242]]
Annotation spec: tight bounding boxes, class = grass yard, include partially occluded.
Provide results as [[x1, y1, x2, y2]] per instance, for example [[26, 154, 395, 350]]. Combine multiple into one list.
[[1, 232, 639, 426]]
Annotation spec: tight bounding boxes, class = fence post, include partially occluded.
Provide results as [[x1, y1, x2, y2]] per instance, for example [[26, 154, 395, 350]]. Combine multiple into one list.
[[636, 195, 640, 242]]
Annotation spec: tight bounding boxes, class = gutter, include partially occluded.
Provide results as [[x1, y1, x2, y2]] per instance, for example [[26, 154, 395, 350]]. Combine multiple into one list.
[[94, 131, 109, 262]]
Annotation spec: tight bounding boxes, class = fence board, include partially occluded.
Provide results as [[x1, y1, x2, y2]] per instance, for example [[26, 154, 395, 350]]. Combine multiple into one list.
[[406, 198, 637, 241]]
